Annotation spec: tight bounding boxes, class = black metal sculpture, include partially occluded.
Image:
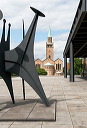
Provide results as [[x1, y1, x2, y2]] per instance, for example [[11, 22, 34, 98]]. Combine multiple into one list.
[[0, 7, 49, 106]]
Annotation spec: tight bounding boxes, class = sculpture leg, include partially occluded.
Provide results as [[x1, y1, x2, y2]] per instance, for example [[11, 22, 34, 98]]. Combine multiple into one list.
[[1, 73, 15, 104]]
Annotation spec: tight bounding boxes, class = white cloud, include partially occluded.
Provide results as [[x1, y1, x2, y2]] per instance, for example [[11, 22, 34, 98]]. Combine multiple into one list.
[[34, 41, 46, 60], [0, 0, 80, 30], [0, 0, 80, 62]]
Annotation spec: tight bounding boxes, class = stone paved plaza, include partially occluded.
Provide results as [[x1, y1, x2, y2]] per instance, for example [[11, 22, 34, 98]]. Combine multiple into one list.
[[0, 76, 87, 127]]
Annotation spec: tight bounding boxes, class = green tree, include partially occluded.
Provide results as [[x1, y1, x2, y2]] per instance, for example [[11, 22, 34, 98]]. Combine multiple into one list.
[[74, 58, 82, 75], [67, 58, 82, 75], [36, 68, 47, 75]]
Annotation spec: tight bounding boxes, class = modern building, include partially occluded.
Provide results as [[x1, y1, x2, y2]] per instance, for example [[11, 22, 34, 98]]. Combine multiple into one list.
[[63, 0, 87, 82], [35, 28, 63, 76]]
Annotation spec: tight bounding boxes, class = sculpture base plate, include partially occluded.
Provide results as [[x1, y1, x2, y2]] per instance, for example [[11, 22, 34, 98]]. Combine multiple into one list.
[[0, 99, 56, 121]]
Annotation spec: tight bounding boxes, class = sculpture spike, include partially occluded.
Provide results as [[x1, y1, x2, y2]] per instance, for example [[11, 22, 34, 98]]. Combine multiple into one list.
[[7, 24, 11, 44], [20, 12, 38, 65], [1, 19, 6, 43], [22, 19, 25, 39], [6, 23, 11, 50]]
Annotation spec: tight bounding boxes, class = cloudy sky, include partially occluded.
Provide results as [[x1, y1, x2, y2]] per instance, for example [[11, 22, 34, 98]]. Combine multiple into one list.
[[0, 0, 80, 62]]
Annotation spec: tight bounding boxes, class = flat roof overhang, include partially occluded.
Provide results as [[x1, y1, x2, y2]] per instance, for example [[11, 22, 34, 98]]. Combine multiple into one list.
[[63, 0, 87, 58]]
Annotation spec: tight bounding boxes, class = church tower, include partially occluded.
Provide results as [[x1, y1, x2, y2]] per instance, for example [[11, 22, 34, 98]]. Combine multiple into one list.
[[46, 27, 54, 60]]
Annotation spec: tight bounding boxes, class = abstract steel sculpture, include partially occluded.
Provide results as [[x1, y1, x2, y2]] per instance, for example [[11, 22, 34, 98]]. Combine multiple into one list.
[[0, 7, 49, 106]]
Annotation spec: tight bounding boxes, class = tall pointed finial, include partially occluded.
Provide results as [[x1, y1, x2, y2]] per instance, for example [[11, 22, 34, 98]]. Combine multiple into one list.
[[1, 19, 6, 43], [48, 26, 52, 37]]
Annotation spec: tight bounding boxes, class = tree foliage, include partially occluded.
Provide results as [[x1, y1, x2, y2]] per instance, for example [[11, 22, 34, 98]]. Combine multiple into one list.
[[36, 68, 47, 75], [67, 58, 82, 75], [74, 58, 82, 75]]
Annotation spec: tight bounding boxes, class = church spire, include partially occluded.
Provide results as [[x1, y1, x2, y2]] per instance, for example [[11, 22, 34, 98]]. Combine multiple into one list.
[[48, 26, 52, 37], [47, 26, 53, 43]]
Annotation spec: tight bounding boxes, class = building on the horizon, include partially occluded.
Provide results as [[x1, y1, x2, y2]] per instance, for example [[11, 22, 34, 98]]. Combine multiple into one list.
[[35, 28, 63, 76]]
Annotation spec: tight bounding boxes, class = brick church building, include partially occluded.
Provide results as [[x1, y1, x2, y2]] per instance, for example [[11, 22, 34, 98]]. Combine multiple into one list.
[[35, 28, 63, 76]]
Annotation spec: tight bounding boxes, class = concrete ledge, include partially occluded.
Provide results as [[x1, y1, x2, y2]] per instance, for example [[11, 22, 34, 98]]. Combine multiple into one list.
[[0, 99, 56, 121]]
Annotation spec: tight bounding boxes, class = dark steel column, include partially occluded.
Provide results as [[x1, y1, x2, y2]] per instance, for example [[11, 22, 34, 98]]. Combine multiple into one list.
[[70, 42, 74, 82], [64, 55, 67, 78]]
